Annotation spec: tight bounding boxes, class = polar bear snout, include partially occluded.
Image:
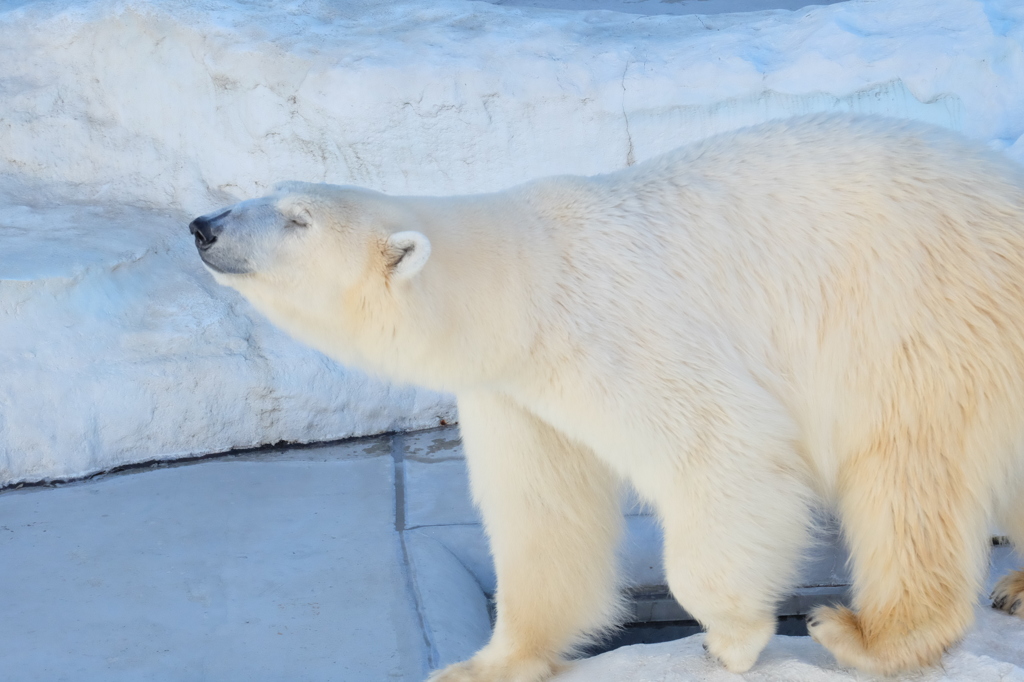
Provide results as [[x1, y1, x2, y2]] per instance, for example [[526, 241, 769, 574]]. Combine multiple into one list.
[[189, 209, 229, 250], [188, 206, 261, 276]]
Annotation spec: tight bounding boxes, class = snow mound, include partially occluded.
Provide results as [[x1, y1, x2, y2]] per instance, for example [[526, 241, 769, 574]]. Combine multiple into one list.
[[0, 176, 455, 485], [1, 0, 1023, 483], [3, 0, 1023, 213], [483, 0, 848, 16], [559, 608, 1024, 682]]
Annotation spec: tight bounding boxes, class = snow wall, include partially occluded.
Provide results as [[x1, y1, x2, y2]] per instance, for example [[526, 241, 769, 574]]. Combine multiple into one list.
[[1, 0, 1023, 485]]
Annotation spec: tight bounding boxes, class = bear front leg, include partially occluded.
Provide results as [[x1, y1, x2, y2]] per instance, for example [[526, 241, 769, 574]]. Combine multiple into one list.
[[635, 424, 813, 673], [428, 392, 624, 682]]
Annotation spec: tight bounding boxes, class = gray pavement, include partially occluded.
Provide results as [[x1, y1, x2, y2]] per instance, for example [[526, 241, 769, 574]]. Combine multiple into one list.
[[1, 428, 1020, 681], [0, 439, 426, 682]]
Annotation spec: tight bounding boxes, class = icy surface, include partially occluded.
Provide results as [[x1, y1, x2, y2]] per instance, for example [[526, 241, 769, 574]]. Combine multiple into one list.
[[1, 0, 1024, 484], [558, 607, 1024, 681]]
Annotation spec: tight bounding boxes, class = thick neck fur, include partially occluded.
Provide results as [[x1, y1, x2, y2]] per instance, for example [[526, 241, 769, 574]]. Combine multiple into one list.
[[332, 190, 556, 392]]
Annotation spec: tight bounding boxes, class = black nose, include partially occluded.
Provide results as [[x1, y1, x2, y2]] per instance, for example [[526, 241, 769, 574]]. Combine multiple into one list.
[[189, 211, 227, 250]]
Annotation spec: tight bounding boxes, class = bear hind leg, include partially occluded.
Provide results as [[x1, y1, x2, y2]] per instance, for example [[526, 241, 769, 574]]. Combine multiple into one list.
[[808, 436, 989, 674]]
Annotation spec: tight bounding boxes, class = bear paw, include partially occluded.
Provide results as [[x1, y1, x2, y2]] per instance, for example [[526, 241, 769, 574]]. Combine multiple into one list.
[[701, 617, 775, 673], [807, 604, 947, 674], [992, 571, 1024, 617], [806, 605, 869, 668], [426, 655, 565, 682]]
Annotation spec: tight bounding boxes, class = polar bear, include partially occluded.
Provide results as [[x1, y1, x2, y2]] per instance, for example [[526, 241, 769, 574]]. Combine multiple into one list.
[[190, 114, 1024, 679]]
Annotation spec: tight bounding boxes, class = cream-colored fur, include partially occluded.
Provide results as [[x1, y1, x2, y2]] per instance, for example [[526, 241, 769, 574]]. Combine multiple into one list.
[[193, 114, 1024, 678]]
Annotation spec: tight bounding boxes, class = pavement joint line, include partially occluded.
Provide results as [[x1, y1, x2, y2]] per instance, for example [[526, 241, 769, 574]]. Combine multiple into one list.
[[393, 431, 439, 670], [402, 522, 482, 531], [394, 432, 407, 533]]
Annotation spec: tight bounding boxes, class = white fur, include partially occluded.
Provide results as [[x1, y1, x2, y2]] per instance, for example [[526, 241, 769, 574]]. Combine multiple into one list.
[[199, 114, 1024, 679]]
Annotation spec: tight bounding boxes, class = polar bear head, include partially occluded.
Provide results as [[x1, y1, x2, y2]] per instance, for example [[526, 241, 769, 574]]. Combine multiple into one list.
[[190, 181, 543, 389], [188, 182, 437, 370], [190, 181, 431, 288]]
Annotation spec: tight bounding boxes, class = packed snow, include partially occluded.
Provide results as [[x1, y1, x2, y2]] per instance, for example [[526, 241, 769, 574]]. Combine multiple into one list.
[[5, 0, 1023, 213], [560, 607, 1024, 681], [485, 0, 848, 15], [2, 0, 1023, 484]]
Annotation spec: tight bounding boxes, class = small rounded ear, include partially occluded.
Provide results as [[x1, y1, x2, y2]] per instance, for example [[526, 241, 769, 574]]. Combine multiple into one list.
[[385, 231, 431, 281], [289, 206, 313, 228]]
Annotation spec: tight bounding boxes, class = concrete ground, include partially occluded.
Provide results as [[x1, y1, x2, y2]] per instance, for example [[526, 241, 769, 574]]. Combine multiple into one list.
[[0, 436, 429, 682], [2, 427, 1021, 681]]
